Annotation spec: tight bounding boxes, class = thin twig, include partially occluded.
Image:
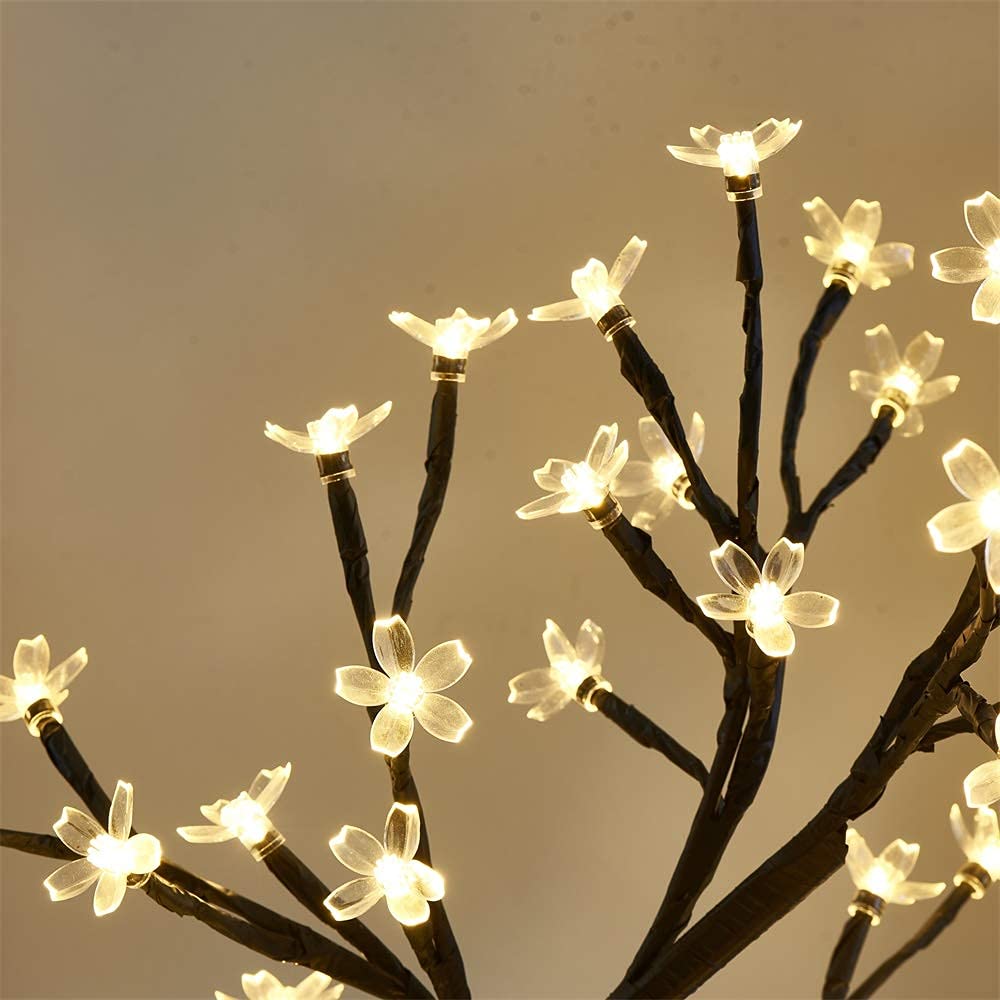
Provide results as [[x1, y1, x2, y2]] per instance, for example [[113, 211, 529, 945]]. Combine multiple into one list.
[[822, 911, 873, 999]]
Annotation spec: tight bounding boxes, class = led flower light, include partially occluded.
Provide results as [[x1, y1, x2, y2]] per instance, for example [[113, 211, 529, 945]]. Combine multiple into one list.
[[529, 236, 647, 340], [335, 615, 472, 758], [177, 763, 291, 860], [613, 413, 704, 532], [0, 634, 88, 736], [844, 828, 945, 924], [930, 191, 1000, 324], [949, 803, 1000, 897], [44, 780, 162, 917], [515, 422, 629, 529], [325, 802, 444, 927], [697, 537, 839, 657], [215, 970, 344, 1000], [927, 439, 1000, 594], [802, 197, 914, 294], [508, 618, 612, 721], [962, 716, 1000, 808], [388, 306, 518, 381], [849, 325, 958, 437], [666, 117, 801, 201]]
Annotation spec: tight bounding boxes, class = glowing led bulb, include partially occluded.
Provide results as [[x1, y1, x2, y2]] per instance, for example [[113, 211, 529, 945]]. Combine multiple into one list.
[[0, 635, 88, 736], [177, 763, 291, 860], [335, 615, 472, 758], [44, 780, 162, 917], [844, 828, 945, 924], [927, 440, 1000, 594], [508, 618, 612, 721], [613, 413, 704, 532], [516, 423, 629, 528], [529, 236, 647, 339], [930, 192, 1000, 324], [666, 118, 801, 201], [962, 718, 1000, 808], [325, 802, 445, 926], [802, 197, 914, 294], [849, 325, 959, 436], [950, 804, 1000, 897], [697, 538, 838, 658], [215, 970, 344, 1000]]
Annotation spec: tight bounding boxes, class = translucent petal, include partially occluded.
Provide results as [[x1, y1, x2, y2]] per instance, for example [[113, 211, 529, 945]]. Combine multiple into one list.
[[388, 311, 437, 347], [697, 593, 748, 620], [842, 199, 882, 248], [943, 439, 1000, 500], [879, 838, 920, 879], [902, 332, 943, 380], [0, 676, 14, 698], [325, 876, 383, 920], [964, 191, 1000, 249], [845, 829, 874, 890], [296, 971, 340, 1000], [350, 401, 392, 444], [336, 666, 391, 706], [264, 423, 315, 454], [414, 640, 472, 692], [414, 693, 472, 743], [241, 971, 284, 1000], [972, 274, 1000, 324], [372, 616, 414, 677], [386, 889, 430, 926], [475, 308, 518, 349], [608, 236, 647, 293], [109, 781, 133, 840], [890, 880, 946, 905], [864, 242, 914, 285], [847, 371, 881, 400], [528, 298, 589, 322], [409, 859, 445, 901], [370, 704, 414, 757], [917, 376, 960, 406], [899, 406, 924, 438], [638, 416, 672, 463], [752, 117, 801, 160], [930, 246, 990, 284], [575, 619, 605, 672], [0, 701, 22, 722], [45, 648, 88, 696], [384, 803, 420, 861], [965, 759, 1000, 808], [93, 871, 128, 916], [508, 669, 560, 705], [802, 197, 843, 245], [614, 461, 657, 497], [248, 762, 292, 813], [516, 492, 569, 520], [781, 592, 839, 628], [986, 535, 1000, 595], [927, 501, 989, 552], [126, 833, 162, 873], [950, 803, 973, 857], [864, 324, 900, 375], [330, 825, 383, 876], [44, 858, 100, 901], [749, 618, 795, 658], [605, 440, 630, 484], [54, 807, 104, 855], [666, 143, 721, 167], [973, 804, 1000, 847], [803, 235, 835, 264], [177, 824, 234, 844], [761, 537, 804, 593], [711, 541, 760, 595], [533, 459, 573, 492], [542, 619, 575, 665], [13, 636, 49, 683], [632, 492, 673, 533], [690, 124, 723, 149], [526, 688, 573, 722], [586, 424, 617, 472], [688, 412, 706, 460]]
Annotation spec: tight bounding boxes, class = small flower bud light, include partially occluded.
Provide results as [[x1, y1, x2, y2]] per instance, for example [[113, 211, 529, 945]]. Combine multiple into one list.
[[931, 191, 1000, 324], [0, 635, 88, 737], [962, 719, 1000, 808]]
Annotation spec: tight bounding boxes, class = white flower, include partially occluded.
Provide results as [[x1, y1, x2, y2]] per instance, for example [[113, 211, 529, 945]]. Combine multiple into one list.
[[335, 616, 472, 758], [849, 325, 959, 437], [927, 439, 1000, 593], [0, 635, 87, 733], [516, 423, 629, 521], [44, 780, 162, 917], [529, 236, 647, 331], [930, 191, 1000, 324], [177, 763, 291, 857], [507, 618, 611, 722], [388, 306, 517, 360], [265, 402, 392, 456], [962, 717, 1000, 809], [845, 828, 945, 919], [613, 414, 704, 532], [950, 804, 1000, 885], [325, 802, 444, 927], [802, 197, 914, 294], [215, 970, 344, 1000], [696, 538, 839, 657]]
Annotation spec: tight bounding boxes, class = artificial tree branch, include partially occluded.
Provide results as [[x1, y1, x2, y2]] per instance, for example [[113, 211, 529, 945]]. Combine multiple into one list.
[[917, 700, 1000, 752], [822, 910, 874, 1000], [950, 681, 1000, 751]]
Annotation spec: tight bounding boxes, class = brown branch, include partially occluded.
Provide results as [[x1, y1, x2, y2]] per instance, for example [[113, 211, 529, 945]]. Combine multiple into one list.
[[822, 910, 873, 999]]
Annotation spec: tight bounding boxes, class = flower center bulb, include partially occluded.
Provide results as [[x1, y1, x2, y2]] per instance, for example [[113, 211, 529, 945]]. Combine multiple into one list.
[[308, 409, 354, 454], [374, 854, 413, 897], [434, 316, 483, 359], [980, 491, 1000, 532], [836, 240, 870, 267], [387, 672, 425, 712], [747, 581, 785, 629], [975, 841, 1000, 878], [862, 862, 895, 898], [986, 241, 1000, 275], [717, 132, 758, 177], [884, 366, 922, 404], [571, 259, 622, 323], [561, 462, 608, 510], [220, 793, 271, 845], [13, 679, 50, 713], [87, 833, 136, 875], [553, 657, 590, 695], [653, 457, 685, 493]]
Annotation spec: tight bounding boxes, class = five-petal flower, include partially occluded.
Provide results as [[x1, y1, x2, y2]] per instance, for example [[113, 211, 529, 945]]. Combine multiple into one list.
[[44, 780, 162, 917], [697, 538, 839, 657], [802, 197, 914, 294], [0, 635, 87, 735], [335, 616, 472, 758], [508, 618, 612, 721], [265, 402, 392, 456], [962, 716, 1000, 808], [930, 191, 1000, 324], [849, 325, 958, 437], [927, 439, 1000, 593], [215, 970, 344, 1000], [325, 802, 444, 926], [950, 804, 1000, 889]]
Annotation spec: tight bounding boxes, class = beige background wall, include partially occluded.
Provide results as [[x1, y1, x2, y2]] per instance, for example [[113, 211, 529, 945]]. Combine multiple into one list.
[[2, 2, 998, 997]]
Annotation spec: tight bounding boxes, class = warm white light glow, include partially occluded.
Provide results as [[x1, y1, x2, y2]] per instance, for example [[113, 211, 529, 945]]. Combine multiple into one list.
[[0, 635, 88, 735], [215, 970, 344, 1000], [265, 402, 392, 456], [950, 803, 1000, 894], [388, 306, 517, 361], [962, 718, 1000, 809]]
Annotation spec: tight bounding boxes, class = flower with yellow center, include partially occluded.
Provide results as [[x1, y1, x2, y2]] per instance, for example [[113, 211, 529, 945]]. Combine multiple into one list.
[[0, 634, 88, 735]]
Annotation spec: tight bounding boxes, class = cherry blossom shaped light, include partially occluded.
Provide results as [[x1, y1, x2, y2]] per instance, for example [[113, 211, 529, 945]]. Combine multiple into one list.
[[325, 802, 444, 927], [529, 236, 647, 340], [844, 828, 945, 924], [802, 197, 914, 295], [697, 538, 839, 657], [930, 191, 1000, 324], [516, 422, 629, 529], [44, 780, 162, 917], [962, 717, 1000, 808], [335, 615, 472, 758], [613, 413, 704, 532], [0, 634, 87, 736], [215, 970, 344, 1000], [950, 803, 1000, 896], [667, 117, 801, 201], [927, 439, 1000, 594], [507, 618, 612, 721], [849, 325, 958, 437], [177, 763, 291, 861]]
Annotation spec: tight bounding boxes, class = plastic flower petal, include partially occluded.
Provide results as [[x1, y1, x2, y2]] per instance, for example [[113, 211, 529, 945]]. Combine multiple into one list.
[[335, 616, 472, 758], [177, 763, 291, 858], [0, 635, 88, 734], [45, 780, 161, 917], [215, 970, 344, 1000], [326, 802, 444, 927], [516, 423, 629, 522], [849, 325, 958, 436], [697, 538, 838, 657], [802, 197, 914, 294], [508, 618, 612, 721], [927, 440, 1000, 593], [963, 717, 1000, 808], [931, 192, 1000, 324], [265, 402, 392, 456], [950, 803, 1000, 888], [667, 118, 801, 201]]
